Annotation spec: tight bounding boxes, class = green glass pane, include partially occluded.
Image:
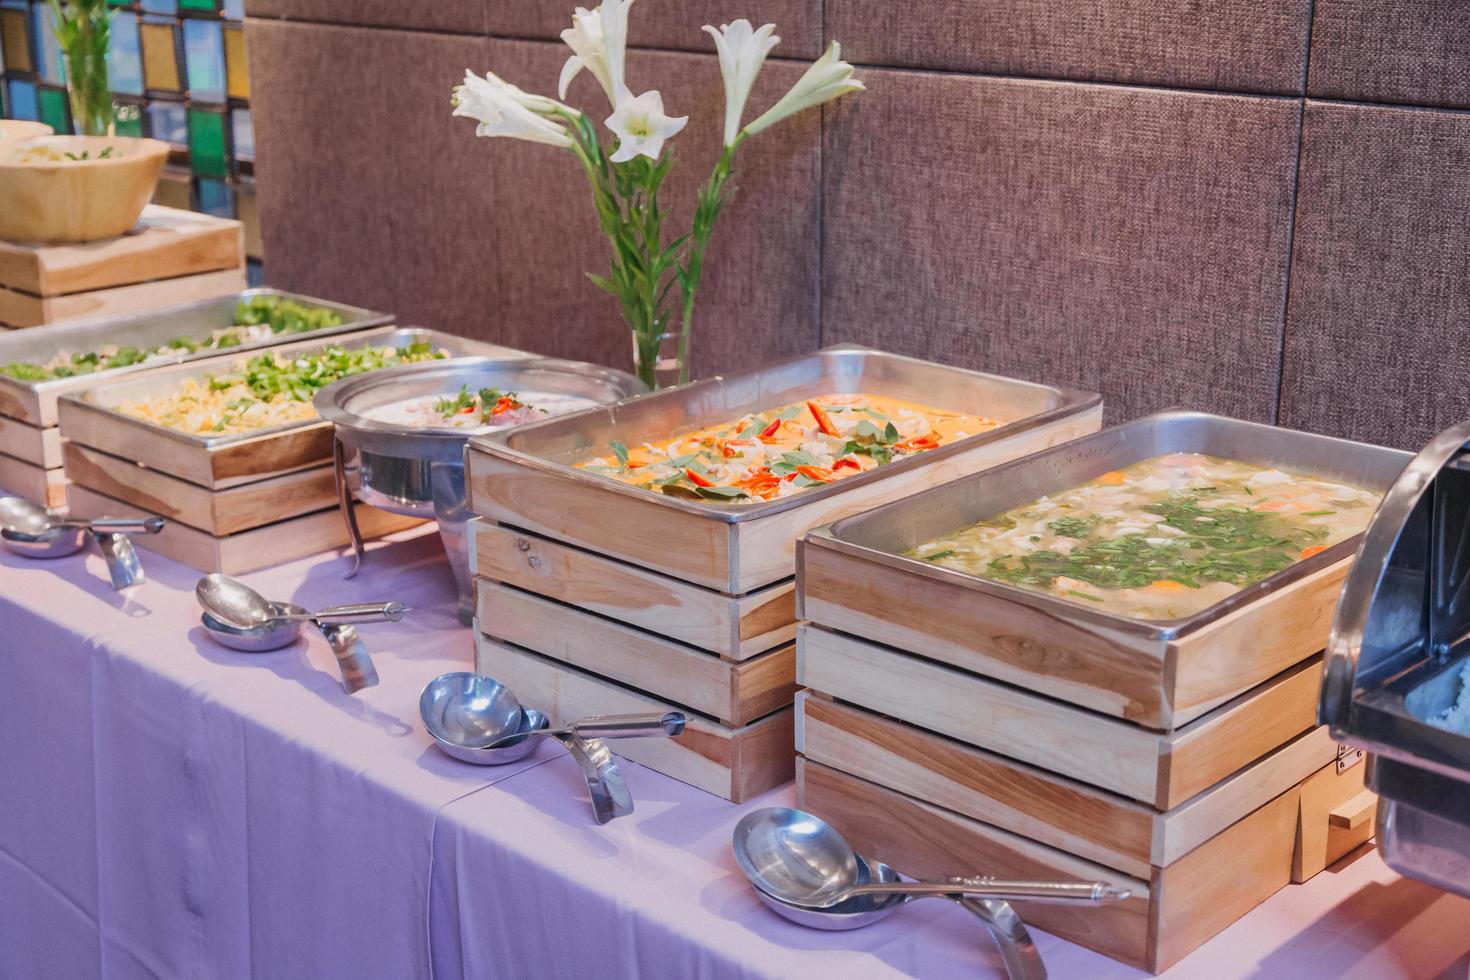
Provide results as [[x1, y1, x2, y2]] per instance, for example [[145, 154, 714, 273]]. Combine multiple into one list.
[[37, 86, 70, 135], [107, 0, 131, 7], [179, 0, 216, 9], [115, 102, 143, 136], [187, 106, 227, 177]]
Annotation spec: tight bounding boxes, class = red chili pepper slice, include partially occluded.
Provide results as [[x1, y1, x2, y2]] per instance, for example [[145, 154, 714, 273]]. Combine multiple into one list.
[[684, 468, 714, 488], [807, 400, 840, 437], [758, 417, 782, 440], [832, 457, 862, 471], [894, 434, 941, 453], [796, 464, 834, 483]]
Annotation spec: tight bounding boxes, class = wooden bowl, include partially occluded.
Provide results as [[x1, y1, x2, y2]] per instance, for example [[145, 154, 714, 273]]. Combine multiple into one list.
[[0, 121, 54, 145], [0, 136, 170, 243]]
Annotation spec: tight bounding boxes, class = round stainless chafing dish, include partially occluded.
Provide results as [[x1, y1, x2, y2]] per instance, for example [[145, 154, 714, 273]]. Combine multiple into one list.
[[315, 355, 644, 624], [1321, 420, 1470, 898]]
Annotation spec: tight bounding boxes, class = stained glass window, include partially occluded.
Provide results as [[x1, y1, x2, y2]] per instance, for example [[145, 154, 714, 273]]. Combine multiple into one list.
[[0, 0, 261, 276]]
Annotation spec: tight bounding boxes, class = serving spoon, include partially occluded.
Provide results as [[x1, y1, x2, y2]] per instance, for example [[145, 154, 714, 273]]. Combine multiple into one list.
[[732, 807, 1131, 909], [1, 495, 164, 588]]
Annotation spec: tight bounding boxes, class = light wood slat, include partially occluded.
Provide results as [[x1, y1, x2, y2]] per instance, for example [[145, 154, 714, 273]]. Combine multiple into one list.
[[62, 441, 338, 535], [797, 759, 1152, 970], [0, 268, 247, 329], [798, 625, 1322, 807], [474, 634, 794, 803], [476, 579, 796, 726], [66, 483, 421, 573], [0, 414, 60, 467], [471, 520, 794, 659], [0, 205, 242, 296], [1292, 757, 1375, 883], [0, 450, 67, 510]]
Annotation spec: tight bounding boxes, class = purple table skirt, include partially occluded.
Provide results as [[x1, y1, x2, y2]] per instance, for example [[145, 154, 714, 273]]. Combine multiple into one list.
[[2, 525, 1468, 980]]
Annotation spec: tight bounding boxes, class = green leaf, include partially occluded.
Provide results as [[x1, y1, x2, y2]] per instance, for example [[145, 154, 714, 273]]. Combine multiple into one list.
[[610, 440, 629, 467]]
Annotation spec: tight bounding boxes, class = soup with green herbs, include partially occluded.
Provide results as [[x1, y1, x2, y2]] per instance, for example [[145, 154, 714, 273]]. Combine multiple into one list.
[[905, 453, 1381, 621]]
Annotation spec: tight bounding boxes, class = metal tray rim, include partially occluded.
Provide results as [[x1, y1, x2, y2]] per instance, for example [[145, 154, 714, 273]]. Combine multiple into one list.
[[0, 287, 393, 397], [805, 409, 1410, 641], [57, 327, 480, 451], [470, 344, 1101, 526]]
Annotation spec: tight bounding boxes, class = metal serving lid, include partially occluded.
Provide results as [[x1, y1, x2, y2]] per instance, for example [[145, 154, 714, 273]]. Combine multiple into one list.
[[1320, 420, 1470, 898]]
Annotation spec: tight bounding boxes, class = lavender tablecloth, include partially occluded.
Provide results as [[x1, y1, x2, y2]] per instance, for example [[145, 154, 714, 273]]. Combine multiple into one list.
[[3, 523, 1468, 980]]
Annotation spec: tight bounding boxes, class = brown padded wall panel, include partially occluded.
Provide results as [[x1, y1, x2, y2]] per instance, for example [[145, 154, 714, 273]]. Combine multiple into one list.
[[820, 71, 1299, 424], [486, 0, 821, 59], [1308, 1, 1470, 109], [1279, 103, 1470, 449], [826, 0, 1311, 95], [243, 0, 485, 35], [248, 21, 820, 376]]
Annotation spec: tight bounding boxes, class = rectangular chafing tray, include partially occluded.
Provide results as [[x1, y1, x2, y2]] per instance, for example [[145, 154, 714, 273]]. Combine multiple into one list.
[[466, 344, 1103, 594]]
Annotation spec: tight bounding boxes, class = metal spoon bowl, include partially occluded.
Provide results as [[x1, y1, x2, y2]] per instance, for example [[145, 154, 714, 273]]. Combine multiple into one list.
[[733, 807, 862, 909], [424, 705, 550, 765], [755, 854, 909, 930], [200, 602, 309, 652], [1, 523, 87, 558], [418, 672, 527, 753]]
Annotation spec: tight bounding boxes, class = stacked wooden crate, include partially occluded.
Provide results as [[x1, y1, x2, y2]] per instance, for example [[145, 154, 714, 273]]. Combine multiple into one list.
[[467, 347, 1103, 802], [793, 413, 1404, 973], [56, 328, 490, 572], [0, 205, 244, 329]]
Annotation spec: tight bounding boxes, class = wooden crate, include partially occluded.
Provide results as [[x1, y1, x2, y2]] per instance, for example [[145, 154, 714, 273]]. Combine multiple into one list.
[[475, 634, 794, 803], [797, 691, 1335, 880], [0, 449, 67, 510], [798, 758, 1303, 974], [66, 483, 421, 574], [0, 205, 245, 329], [1293, 751, 1376, 882], [797, 624, 1325, 807]]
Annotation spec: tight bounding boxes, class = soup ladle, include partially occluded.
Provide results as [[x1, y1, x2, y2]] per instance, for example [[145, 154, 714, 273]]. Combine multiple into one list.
[[0, 495, 164, 587]]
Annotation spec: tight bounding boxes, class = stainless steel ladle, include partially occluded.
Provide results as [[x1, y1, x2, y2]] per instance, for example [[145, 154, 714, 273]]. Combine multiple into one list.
[[194, 573, 404, 694], [0, 495, 164, 588]]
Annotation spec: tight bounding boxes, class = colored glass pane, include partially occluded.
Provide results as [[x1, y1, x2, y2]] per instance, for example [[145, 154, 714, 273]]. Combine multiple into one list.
[[179, 0, 216, 11], [6, 77, 37, 120], [140, 0, 177, 13], [187, 105, 226, 176], [32, 4, 64, 84], [181, 18, 222, 102], [114, 101, 143, 136], [147, 98, 185, 144], [222, 0, 243, 19], [223, 25, 247, 100], [1, 8, 31, 74], [139, 20, 180, 91], [230, 105, 251, 160], [36, 84, 68, 134], [195, 176, 233, 217], [108, 12, 144, 95]]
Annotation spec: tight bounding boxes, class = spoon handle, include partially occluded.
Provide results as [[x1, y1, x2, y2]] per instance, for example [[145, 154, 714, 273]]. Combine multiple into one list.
[[570, 712, 686, 739], [313, 601, 410, 625], [841, 879, 1128, 906], [77, 516, 166, 535], [316, 622, 380, 694]]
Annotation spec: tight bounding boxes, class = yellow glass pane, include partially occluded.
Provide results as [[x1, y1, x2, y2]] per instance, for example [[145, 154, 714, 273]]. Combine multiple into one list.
[[224, 27, 249, 101], [140, 22, 181, 92], [1, 9, 33, 74]]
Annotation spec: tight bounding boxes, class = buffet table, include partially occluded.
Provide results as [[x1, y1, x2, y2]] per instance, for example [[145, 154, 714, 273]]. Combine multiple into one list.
[[3, 525, 1468, 980]]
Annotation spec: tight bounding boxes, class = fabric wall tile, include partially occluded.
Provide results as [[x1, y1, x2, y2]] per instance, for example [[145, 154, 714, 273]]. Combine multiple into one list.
[[242, 0, 484, 36], [826, 0, 1311, 94], [1279, 103, 1470, 449], [247, 21, 820, 377], [820, 70, 1300, 423], [485, 1, 822, 60], [1308, 1, 1470, 109]]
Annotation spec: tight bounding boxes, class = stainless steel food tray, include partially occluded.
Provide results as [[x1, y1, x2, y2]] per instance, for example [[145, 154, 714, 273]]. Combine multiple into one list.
[[467, 344, 1102, 594], [809, 409, 1410, 639], [473, 345, 1099, 524], [0, 288, 393, 427], [57, 327, 503, 489]]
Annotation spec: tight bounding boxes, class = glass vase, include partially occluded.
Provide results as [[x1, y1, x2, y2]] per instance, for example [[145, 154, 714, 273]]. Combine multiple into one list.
[[63, 30, 114, 136], [631, 327, 689, 391]]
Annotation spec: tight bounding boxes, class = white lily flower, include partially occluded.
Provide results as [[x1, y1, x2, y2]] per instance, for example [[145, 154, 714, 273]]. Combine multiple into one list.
[[600, 0, 636, 101], [743, 41, 864, 137], [702, 19, 781, 147], [559, 6, 613, 102], [605, 90, 687, 162], [453, 69, 574, 148]]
